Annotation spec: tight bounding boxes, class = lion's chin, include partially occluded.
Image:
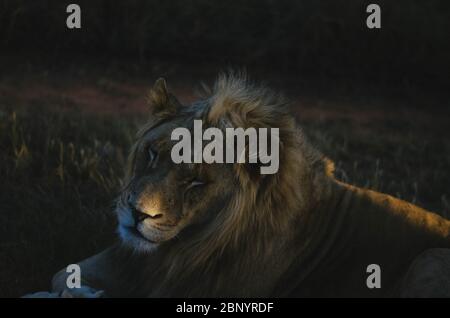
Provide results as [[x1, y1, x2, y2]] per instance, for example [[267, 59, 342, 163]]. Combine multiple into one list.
[[118, 225, 160, 253], [118, 222, 181, 252]]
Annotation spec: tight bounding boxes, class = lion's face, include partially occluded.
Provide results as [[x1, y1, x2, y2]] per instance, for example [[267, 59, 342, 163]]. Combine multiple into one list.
[[116, 94, 235, 252], [116, 75, 298, 253]]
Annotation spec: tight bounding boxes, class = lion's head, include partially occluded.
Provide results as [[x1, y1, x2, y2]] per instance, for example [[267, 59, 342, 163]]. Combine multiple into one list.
[[115, 73, 332, 273]]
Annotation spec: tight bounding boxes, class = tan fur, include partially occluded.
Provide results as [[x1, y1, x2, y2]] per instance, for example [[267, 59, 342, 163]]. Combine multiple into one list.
[[33, 73, 450, 297]]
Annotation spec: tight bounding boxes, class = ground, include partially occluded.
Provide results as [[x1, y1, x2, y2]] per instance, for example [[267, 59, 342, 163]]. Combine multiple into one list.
[[0, 68, 448, 297]]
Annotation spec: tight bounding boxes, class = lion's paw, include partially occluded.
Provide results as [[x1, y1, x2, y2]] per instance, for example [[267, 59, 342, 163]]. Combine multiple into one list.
[[22, 291, 60, 298], [23, 286, 105, 298], [60, 286, 105, 298]]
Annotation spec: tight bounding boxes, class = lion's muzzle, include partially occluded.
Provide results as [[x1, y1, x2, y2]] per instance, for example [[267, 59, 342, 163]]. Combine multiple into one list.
[[124, 191, 180, 243]]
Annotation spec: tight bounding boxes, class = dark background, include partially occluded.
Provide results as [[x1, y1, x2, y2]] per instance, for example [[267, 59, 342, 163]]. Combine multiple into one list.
[[0, 0, 449, 297], [1, 0, 450, 97]]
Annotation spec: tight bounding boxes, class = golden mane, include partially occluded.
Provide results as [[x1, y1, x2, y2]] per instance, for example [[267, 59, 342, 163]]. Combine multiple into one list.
[[148, 73, 335, 295]]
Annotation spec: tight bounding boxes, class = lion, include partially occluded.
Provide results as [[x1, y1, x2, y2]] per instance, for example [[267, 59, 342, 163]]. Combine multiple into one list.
[[26, 73, 450, 298]]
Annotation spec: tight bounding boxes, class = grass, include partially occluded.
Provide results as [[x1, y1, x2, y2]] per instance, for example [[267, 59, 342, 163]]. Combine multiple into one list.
[[0, 103, 136, 297], [303, 115, 450, 214], [0, 84, 449, 297]]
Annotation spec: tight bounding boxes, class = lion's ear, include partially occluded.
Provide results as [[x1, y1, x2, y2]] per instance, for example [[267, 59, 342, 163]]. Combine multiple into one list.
[[148, 78, 182, 117]]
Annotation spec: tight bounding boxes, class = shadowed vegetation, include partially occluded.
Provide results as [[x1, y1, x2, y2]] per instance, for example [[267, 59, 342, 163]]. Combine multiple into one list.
[[0, 104, 135, 297]]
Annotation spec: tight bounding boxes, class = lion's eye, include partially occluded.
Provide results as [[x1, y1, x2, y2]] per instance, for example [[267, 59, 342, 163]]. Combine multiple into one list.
[[147, 146, 158, 168]]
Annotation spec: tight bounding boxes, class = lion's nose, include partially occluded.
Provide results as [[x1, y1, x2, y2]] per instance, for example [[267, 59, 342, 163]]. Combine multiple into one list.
[[127, 192, 167, 224], [131, 205, 164, 223], [127, 194, 163, 223]]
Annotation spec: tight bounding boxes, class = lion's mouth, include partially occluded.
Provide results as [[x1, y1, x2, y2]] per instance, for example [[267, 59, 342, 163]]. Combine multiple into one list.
[[124, 222, 178, 244]]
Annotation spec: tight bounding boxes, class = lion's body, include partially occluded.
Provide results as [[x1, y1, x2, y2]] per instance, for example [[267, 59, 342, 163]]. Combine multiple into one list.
[[52, 180, 450, 297], [46, 74, 450, 297], [277, 181, 450, 297]]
